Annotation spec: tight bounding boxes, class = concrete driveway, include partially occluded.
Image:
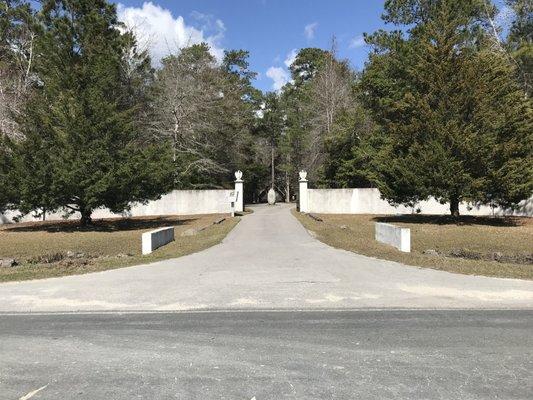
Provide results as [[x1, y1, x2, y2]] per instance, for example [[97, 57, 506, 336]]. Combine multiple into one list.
[[0, 203, 532, 312]]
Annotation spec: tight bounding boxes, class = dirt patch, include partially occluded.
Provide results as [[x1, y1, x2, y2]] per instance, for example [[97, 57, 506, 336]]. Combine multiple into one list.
[[445, 249, 533, 265], [307, 213, 324, 222], [373, 214, 527, 227]]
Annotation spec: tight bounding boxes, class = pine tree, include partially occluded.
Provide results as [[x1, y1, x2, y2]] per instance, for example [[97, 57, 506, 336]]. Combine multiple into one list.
[[506, 0, 532, 96], [17, 0, 173, 224], [362, 0, 533, 215], [9, 119, 60, 220], [0, 136, 17, 212]]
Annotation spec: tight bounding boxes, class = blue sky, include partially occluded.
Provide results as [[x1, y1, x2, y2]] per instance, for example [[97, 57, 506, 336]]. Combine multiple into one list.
[[114, 0, 511, 92], [114, 0, 386, 92]]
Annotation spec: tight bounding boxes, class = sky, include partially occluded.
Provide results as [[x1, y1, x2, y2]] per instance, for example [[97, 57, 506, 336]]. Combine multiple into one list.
[[114, 0, 512, 93], [114, 0, 386, 92]]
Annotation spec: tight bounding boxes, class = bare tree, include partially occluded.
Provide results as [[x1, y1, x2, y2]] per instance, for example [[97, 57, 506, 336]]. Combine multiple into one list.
[[304, 38, 355, 178], [0, 2, 36, 140], [153, 47, 216, 166], [151, 44, 255, 187], [482, 0, 530, 97]]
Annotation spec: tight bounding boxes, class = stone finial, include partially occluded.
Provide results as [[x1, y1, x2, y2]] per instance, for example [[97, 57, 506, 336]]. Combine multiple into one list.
[[299, 170, 307, 181], [235, 170, 243, 181]]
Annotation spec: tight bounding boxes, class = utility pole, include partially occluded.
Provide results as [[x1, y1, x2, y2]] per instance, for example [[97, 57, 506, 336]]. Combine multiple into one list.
[[267, 139, 277, 205], [271, 141, 275, 190], [285, 170, 290, 202], [285, 153, 291, 203]]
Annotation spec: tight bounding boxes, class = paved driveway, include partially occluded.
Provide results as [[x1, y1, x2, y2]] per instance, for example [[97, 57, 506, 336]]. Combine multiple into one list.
[[0, 204, 532, 312]]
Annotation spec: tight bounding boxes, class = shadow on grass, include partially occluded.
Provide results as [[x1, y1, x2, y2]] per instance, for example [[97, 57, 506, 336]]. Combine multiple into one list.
[[372, 214, 524, 227], [2, 215, 198, 233]]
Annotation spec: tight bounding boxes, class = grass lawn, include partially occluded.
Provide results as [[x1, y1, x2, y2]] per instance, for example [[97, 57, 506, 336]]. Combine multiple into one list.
[[0, 214, 239, 282], [293, 210, 533, 280]]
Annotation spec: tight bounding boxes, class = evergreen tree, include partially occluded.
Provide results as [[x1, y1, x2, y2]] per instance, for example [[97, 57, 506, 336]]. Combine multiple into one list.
[[362, 0, 533, 215], [506, 0, 532, 96], [279, 46, 374, 192], [9, 119, 60, 220], [0, 136, 17, 212], [17, 0, 173, 224], [325, 105, 379, 189], [279, 83, 309, 190], [310, 47, 375, 189]]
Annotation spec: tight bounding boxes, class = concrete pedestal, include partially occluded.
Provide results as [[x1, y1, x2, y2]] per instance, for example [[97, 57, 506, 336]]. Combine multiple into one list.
[[298, 171, 309, 213], [234, 171, 244, 213], [267, 188, 276, 205]]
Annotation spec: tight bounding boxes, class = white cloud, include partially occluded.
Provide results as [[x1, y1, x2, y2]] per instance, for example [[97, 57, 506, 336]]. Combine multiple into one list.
[[266, 66, 290, 91], [117, 2, 225, 64], [349, 35, 366, 49], [304, 22, 318, 40], [284, 48, 298, 68]]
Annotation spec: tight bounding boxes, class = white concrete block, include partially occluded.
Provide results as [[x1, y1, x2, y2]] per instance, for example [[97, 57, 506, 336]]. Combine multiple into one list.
[[375, 222, 410, 252], [142, 227, 175, 255]]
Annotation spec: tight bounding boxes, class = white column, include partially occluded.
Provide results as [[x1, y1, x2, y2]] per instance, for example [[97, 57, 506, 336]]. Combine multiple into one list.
[[298, 170, 309, 213], [234, 170, 244, 213]]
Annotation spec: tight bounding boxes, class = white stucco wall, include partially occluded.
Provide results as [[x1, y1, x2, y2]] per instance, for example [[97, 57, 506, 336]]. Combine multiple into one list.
[[0, 189, 233, 225], [306, 188, 533, 216]]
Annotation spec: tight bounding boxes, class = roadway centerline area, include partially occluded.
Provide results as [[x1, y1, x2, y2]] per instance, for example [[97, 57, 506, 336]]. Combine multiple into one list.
[[1, 309, 532, 400]]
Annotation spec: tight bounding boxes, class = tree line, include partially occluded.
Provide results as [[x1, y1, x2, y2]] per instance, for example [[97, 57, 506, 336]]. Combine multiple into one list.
[[0, 0, 264, 224], [267, 0, 532, 216], [0, 0, 531, 224]]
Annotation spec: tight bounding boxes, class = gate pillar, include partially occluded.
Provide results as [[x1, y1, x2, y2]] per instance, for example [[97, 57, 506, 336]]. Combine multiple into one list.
[[299, 170, 309, 213], [234, 171, 244, 213]]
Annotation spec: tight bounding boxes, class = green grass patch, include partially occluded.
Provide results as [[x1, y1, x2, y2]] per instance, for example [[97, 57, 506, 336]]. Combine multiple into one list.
[[293, 210, 532, 280]]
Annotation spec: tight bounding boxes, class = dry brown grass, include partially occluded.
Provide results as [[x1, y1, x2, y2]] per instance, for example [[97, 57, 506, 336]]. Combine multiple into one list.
[[293, 211, 533, 280], [0, 214, 239, 282]]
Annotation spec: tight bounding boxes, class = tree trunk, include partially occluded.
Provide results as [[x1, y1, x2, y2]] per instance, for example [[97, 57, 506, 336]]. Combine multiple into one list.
[[449, 195, 460, 217], [173, 125, 178, 163], [80, 207, 93, 226]]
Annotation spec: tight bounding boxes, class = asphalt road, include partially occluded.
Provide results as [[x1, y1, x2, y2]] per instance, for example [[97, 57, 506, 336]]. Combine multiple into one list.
[[1, 310, 532, 400]]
